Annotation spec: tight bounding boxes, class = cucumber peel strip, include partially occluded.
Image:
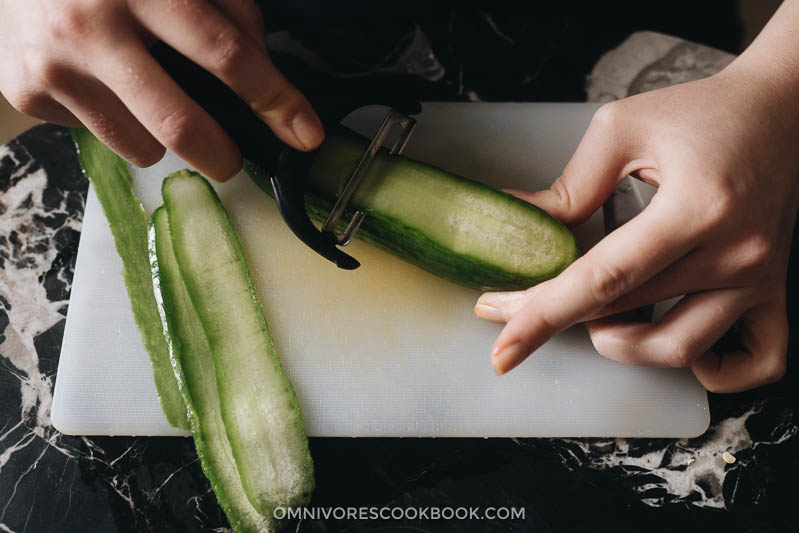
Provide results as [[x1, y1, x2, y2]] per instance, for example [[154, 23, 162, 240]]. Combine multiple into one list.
[[71, 128, 188, 430], [162, 170, 314, 516], [150, 206, 272, 532]]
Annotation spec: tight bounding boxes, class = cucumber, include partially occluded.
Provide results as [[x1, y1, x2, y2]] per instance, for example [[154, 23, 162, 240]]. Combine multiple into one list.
[[245, 128, 578, 291], [149, 207, 272, 532], [71, 128, 188, 430], [162, 170, 314, 515]]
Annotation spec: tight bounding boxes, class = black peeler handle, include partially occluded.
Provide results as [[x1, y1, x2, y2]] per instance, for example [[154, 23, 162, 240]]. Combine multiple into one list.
[[151, 42, 421, 269], [150, 42, 421, 168]]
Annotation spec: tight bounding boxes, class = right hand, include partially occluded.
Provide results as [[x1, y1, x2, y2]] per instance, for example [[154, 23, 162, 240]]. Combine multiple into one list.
[[0, 0, 324, 181]]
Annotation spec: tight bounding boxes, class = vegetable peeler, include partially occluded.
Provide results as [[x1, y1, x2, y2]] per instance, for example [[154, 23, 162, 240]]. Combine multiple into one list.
[[270, 104, 419, 270], [152, 43, 421, 270]]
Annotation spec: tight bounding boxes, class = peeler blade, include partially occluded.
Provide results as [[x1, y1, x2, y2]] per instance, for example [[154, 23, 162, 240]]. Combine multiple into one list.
[[322, 108, 417, 246]]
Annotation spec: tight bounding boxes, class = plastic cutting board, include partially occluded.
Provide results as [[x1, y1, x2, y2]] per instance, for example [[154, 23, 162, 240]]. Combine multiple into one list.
[[52, 103, 710, 437]]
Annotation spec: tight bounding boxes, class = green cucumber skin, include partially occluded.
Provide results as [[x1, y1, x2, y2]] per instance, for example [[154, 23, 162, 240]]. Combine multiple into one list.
[[162, 170, 314, 515], [244, 128, 578, 291], [71, 128, 189, 430], [150, 207, 271, 533]]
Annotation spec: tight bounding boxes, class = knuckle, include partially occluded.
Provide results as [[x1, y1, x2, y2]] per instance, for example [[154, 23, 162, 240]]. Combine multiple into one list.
[[19, 50, 47, 77], [761, 356, 787, 385], [529, 312, 556, 338], [549, 178, 573, 216], [700, 189, 734, 226], [516, 310, 557, 348], [154, 107, 197, 152], [249, 79, 291, 116], [735, 235, 772, 274], [590, 102, 622, 131], [666, 335, 700, 368], [45, 1, 92, 41], [589, 261, 630, 304], [17, 47, 71, 91], [211, 29, 249, 75], [32, 57, 71, 89], [4, 87, 47, 115], [600, 291, 636, 317]]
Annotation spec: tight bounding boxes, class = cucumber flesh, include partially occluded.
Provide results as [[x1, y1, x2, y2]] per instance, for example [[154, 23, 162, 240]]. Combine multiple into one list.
[[150, 207, 271, 532], [162, 170, 314, 515], [245, 128, 578, 291], [71, 128, 188, 429]]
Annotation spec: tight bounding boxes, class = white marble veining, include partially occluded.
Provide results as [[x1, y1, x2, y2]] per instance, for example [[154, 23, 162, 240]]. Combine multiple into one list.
[[0, 144, 81, 469], [0, 25, 796, 532], [544, 402, 798, 509]]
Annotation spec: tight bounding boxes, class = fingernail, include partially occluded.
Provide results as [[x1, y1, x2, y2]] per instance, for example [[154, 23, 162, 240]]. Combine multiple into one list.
[[291, 111, 324, 150], [475, 303, 504, 322], [491, 341, 526, 375], [477, 292, 524, 308]]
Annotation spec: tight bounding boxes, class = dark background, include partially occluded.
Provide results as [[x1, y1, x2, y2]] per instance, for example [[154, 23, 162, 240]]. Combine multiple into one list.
[[255, 1, 777, 103]]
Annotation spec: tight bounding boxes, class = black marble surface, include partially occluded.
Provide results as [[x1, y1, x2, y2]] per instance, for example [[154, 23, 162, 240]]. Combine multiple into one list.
[[1, 7, 799, 533]]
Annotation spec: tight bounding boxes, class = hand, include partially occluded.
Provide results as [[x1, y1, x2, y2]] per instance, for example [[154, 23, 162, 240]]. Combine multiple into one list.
[[0, 0, 324, 181], [475, 62, 799, 392]]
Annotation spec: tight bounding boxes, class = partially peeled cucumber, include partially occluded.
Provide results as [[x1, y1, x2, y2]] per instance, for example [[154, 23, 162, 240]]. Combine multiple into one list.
[[246, 128, 578, 291]]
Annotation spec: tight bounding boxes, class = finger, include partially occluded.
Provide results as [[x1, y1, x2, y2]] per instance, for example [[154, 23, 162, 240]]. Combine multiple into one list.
[[474, 221, 696, 322], [587, 238, 774, 320], [586, 289, 747, 367], [586, 248, 715, 319], [12, 56, 164, 163], [51, 73, 166, 167], [4, 89, 81, 127], [131, 0, 323, 151], [94, 39, 241, 180], [484, 204, 695, 374], [34, 102, 81, 128], [691, 300, 788, 393], [210, 0, 266, 48], [509, 104, 644, 226], [475, 286, 536, 323], [3, 65, 83, 127]]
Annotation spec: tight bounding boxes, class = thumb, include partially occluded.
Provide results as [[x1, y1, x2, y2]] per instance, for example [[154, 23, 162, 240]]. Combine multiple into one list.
[[510, 103, 634, 227]]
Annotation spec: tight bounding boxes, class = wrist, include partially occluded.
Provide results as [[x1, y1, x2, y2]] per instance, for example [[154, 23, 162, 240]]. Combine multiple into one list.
[[718, 43, 799, 217], [720, 1, 799, 112], [724, 50, 799, 103]]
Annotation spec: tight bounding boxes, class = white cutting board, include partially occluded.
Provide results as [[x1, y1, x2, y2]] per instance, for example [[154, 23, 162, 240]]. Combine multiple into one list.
[[52, 103, 709, 438]]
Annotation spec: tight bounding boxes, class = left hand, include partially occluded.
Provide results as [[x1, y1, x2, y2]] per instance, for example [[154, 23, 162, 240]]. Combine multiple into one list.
[[474, 63, 799, 393]]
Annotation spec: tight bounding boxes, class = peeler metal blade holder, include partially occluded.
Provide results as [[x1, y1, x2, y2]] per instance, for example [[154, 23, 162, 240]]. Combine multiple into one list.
[[270, 103, 419, 271], [322, 109, 416, 246]]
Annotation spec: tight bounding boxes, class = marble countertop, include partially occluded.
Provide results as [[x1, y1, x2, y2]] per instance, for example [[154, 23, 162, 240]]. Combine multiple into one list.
[[1, 23, 797, 533]]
